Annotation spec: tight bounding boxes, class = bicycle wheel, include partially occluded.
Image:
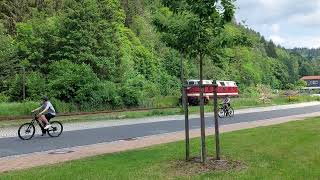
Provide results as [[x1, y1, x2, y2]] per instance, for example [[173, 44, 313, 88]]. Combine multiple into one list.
[[227, 107, 234, 117], [47, 121, 63, 137], [218, 108, 225, 118], [18, 123, 35, 140]]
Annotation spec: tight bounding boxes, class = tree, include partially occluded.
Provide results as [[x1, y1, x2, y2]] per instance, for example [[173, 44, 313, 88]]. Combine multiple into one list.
[[120, 0, 144, 27], [154, 0, 235, 162], [299, 62, 314, 76], [265, 40, 277, 58], [0, 23, 18, 92]]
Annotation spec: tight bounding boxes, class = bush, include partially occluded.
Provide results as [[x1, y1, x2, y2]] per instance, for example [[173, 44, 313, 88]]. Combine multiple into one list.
[[48, 60, 100, 103], [240, 86, 259, 98], [76, 81, 123, 110], [49, 98, 78, 113], [154, 71, 180, 96], [0, 93, 9, 102], [256, 84, 273, 99], [119, 75, 162, 107]]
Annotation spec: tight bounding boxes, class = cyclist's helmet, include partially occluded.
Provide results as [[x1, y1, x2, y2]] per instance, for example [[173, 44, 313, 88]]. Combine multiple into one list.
[[42, 96, 49, 101]]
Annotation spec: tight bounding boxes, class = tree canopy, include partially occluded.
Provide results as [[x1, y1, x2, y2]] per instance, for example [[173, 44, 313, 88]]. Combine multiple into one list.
[[0, 0, 317, 109]]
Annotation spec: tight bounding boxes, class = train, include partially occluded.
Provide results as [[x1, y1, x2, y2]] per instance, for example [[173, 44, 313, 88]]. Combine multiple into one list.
[[185, 80, 239, 105]]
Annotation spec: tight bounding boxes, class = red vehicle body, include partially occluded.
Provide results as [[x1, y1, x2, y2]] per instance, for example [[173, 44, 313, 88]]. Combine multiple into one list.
[[186, 80, 239, 105]]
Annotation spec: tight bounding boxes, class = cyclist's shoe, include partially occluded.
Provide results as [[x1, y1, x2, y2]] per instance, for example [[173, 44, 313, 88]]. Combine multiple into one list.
[[41, 131, 46, 136], [44, 124, 52, 130]]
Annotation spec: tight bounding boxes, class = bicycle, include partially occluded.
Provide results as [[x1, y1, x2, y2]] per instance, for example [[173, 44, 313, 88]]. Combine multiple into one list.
[[218, 104, 234, 118], [18, 113, 63, 140]]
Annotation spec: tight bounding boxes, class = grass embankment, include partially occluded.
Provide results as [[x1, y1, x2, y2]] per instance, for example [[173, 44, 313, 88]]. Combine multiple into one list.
[[1, 118, 320, 179], [0, 95, 319, 128], [0, 96, 180, 117]]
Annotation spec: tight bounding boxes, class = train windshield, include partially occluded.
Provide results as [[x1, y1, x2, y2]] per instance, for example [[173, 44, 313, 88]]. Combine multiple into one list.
[[188, 81, 199, 85]]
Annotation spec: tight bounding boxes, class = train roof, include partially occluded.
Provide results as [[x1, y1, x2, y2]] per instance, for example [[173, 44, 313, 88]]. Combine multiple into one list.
[[187, 80, 237, 87]]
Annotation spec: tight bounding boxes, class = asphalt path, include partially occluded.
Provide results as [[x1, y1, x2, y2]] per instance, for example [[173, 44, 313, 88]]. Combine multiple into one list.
[[1, 105, 320, 158]]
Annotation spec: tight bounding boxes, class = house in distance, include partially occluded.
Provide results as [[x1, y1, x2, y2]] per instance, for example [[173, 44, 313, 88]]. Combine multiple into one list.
[[301, 76, 320, 90]]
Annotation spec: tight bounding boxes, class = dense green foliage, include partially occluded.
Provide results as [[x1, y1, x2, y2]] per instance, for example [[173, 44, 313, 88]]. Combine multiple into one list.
[[0, 0, 318, 110], [290, 48, 320, 75]]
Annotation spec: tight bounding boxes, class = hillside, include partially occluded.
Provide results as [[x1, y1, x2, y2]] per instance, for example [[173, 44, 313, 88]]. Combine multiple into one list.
[[290, 48, 320, 60], [0, 0, 317, 109]]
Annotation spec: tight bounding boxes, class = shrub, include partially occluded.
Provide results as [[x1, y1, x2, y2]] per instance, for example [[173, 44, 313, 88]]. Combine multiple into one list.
[[76, 81, 123, 110], [0, 93, 9, 103], [119, 75, 162, 107], [48, 60, 100, 103]]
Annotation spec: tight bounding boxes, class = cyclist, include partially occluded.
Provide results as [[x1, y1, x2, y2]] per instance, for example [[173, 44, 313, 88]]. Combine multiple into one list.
[[31, 96, 56, 131], [222, 95, 231, 112]]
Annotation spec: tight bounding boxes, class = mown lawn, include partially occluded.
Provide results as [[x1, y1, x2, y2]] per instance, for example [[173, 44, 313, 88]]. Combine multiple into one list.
[[1, 118, 320, 179]]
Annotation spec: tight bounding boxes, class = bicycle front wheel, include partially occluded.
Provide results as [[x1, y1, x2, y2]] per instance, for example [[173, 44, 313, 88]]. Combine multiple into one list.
[[48, 121, 63, 137], [18, 123, 35, 140]]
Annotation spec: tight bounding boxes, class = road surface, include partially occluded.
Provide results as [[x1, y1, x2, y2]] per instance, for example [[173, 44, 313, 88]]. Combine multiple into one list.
[[0, 104, 320, 158]]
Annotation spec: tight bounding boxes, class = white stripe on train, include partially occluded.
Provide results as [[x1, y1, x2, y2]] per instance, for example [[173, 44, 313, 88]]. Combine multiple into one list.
[[187, 93, 238, 97]]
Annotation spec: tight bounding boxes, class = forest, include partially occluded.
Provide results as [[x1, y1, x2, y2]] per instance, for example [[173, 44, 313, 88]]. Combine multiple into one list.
[[0, 0, 319, 111]]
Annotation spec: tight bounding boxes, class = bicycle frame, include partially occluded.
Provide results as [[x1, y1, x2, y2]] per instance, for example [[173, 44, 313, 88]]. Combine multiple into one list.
[[31, 114, 46, 130]]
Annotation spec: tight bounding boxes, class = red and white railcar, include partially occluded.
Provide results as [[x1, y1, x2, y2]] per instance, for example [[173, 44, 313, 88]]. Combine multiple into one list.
[[186, 80, 239, 105]]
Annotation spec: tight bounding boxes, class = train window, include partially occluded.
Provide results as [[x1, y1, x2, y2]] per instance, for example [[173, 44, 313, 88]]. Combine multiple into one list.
[[220, 82, 225, 86], [188, 81, 199, 85]]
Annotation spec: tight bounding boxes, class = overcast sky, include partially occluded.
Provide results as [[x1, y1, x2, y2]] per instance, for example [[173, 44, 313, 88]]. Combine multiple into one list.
[[235, 0, 320, 49]]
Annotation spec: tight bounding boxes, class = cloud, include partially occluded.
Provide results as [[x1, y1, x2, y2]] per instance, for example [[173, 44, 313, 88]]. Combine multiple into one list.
[[288, 10, 320, 27], [236, 0, 320, 23], [285, 36, 320, 48], [236, 0, 320, 48], [270, 24, 280, 34], [269, 35, 285, 45]]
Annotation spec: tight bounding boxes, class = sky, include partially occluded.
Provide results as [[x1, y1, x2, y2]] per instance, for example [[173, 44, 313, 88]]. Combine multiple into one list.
[[235, 0, 320, 49]]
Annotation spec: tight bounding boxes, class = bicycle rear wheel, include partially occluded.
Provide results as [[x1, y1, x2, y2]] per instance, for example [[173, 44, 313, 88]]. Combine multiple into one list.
[[228, 107, 234, 117], [18, 123, 35, 140], [47, 121, 63, 137], [218, 108, 225, 118]]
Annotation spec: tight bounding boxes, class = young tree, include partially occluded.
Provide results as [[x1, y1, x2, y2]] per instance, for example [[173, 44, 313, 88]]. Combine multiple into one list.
[[154, 0, 235, 162]]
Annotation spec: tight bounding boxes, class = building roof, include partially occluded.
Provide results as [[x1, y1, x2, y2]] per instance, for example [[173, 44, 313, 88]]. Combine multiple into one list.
[[301, 76, 320, 80]]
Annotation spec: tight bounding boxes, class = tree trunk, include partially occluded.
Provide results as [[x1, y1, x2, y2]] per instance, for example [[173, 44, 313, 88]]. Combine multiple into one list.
[[213, 84, 220, 160], [180, 55, 190, 161], [199, 52, 206, 163], [22, 67, 26, 101]]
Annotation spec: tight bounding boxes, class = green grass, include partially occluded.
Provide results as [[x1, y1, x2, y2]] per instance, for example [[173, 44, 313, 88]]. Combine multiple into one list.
[[1, 95, 320, 128], [1, 118, 320, 179], [0, 102, 39, 116]]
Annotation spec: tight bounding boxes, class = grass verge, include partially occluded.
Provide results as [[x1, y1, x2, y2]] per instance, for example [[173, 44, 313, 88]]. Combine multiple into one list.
[[0, 95, 319, 128], [1, 118, 320, 179]]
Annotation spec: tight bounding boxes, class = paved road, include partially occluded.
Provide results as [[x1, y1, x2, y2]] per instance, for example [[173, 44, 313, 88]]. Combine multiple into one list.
[[1, 105, 320, 158]]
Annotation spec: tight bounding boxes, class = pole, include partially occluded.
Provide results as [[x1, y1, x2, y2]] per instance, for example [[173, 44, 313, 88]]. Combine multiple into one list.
[[199, 53, 206, 163], [183, 86, 190, 161], [180, 55, 190, 161], [213, 83, 220, 160], [22, 67, 26, 101]]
